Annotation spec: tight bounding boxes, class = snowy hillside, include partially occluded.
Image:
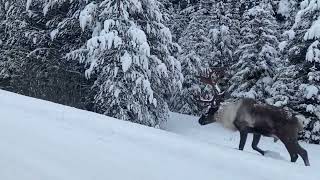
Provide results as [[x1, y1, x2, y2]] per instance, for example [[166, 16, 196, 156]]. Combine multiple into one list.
[[0, 90, 319, 180]]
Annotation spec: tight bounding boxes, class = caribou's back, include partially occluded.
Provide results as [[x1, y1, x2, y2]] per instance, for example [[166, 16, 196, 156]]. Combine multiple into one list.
[[236, 98, 302, 137], [216, 98, 302, 136]]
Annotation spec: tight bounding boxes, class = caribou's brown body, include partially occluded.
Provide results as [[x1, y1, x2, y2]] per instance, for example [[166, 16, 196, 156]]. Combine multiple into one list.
[[196, 69, 310, 166], [199, 98, 310, 166]]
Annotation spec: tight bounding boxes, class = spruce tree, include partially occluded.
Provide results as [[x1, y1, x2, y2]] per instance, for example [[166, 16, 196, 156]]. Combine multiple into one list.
[[273, 0, 320, 143], [66, 0, 183, 126], [170, 0, 217, 115], [229, 1, 280, 102], [171, 0, 240, 115], [0, 0, 92, 108]]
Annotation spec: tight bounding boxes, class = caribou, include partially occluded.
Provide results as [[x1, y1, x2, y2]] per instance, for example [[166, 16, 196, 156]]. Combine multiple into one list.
[[196, 69, 310, 166]]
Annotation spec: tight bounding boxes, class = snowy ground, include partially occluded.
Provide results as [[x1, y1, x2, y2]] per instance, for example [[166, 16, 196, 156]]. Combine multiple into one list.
[[0, 90, 319, 180]]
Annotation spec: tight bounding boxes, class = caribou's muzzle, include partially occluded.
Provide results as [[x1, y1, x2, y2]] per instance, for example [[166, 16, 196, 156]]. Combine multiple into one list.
[[198, 115, 216, 125], [199, 106, 219, 125]]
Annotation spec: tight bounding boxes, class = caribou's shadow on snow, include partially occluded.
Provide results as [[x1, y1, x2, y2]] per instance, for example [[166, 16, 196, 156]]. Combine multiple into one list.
[[264, 150, 286, 161]]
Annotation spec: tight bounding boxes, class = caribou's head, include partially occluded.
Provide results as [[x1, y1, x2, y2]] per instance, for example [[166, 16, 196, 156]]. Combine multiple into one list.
[[196, 67, 227, 126], [198, 105, 219, 125]]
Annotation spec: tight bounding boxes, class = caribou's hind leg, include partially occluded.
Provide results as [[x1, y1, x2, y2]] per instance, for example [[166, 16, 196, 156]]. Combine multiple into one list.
[[281, 138, 310, 166], [291, 153, 299, 163], [252, 134, 265, 155], [296, 143, 310, 166], [283, 140, 300, 163]]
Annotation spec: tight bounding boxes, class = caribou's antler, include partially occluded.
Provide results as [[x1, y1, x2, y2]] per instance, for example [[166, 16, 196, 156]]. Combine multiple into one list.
[[197, 67, 225, 85], [196, 67, 227, 105], [195, 96, 214, 104], [195, 70, 216, 87], [197, 68, 225, 92]]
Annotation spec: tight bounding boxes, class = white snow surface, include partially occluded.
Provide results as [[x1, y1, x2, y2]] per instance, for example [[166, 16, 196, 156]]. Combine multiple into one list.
[[0, 90, 319, 180], [277, 0, 291, 17], [120, 51, 132, 72], [79, 3, 97, 31], [50, 29, 59, 40], [304, 17, 320, 40], [300, 84, 319, 99], [26, 0, 32, 11]]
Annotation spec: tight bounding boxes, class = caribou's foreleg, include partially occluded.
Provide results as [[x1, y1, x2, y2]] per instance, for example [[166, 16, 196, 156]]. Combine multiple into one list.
[[234, 120, 254, 151], [239, 131, 248, 150]]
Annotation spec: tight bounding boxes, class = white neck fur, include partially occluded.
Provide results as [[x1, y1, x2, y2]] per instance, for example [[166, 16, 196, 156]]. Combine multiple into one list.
[[214, 100, 242, 131]]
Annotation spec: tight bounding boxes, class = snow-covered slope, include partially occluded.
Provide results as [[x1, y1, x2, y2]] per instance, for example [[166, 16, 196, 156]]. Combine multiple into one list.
[[165, 113, 320, 166], [0, 90, 319, 180]]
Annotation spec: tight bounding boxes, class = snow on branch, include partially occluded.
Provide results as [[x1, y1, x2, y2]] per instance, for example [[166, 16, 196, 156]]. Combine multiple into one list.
[[304, 18, 320, 40], [79, 2, 97, 31]]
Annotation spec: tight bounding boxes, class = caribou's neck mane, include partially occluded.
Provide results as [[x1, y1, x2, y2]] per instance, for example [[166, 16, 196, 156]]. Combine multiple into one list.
[[214, 99, 242, 131]]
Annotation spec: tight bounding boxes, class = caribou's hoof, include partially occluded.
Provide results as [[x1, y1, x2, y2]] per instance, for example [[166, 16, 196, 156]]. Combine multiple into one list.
[[305, 161, 310, 166]]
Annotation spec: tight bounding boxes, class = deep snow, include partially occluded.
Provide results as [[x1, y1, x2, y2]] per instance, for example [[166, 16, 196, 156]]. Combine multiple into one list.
[[0, 90, 319, 180]]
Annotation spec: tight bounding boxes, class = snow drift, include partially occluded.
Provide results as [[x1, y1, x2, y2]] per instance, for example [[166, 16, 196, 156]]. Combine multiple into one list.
[[0, 90, 319, 180]]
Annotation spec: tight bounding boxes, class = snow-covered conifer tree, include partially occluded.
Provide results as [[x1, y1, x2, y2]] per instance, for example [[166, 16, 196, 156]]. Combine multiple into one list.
[[229, 1, 280, 101], [66, 0, 183, 126], [273, 0, 320, 143], [0, 0, 30, 89], [169, 1, 217, 115], [171, 0, 241, 115], [0, 0, 92, 108]]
